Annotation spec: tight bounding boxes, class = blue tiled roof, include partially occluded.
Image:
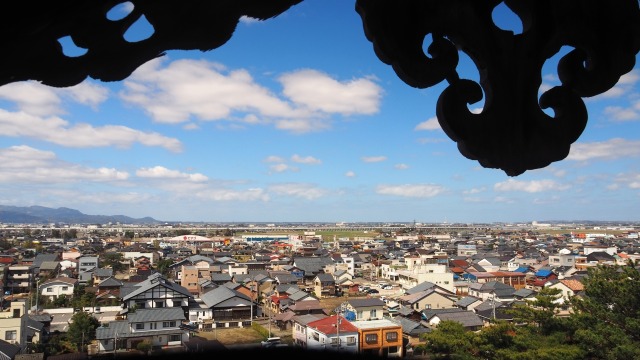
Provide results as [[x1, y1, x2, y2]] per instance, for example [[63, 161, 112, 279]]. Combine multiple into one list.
[[535, 269, 553, 277]]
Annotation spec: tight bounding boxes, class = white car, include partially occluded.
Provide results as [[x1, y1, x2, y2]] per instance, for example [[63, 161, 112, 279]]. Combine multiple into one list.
[[261, 337, 281, 347], [382, 285, 393, 290]]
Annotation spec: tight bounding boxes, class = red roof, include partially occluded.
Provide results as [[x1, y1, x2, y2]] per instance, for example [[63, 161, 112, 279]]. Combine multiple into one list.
[[451, 259, 469, 267], [307, 314, 359, 335]]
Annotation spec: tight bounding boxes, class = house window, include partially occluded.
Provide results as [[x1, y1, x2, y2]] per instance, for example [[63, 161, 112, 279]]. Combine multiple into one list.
[[135, 323, 144, 330], [173, 301, 182, 307], [365, 334, 378, 344], [5, 330, 16, 341], [386, 332, 398, 342], [163, 321, 176, 328], [135, 301, 145, 309], [311, 332, 319, 341], [155, 301, 164, 308], [369, 309, 377, 318], [346, 336, 356, 345], [424, 304, 431, 309], [357, 311, 363, 319], [62, 286, 68, 291], [46, 288, 53, 292], [170, 334, 181, 341]]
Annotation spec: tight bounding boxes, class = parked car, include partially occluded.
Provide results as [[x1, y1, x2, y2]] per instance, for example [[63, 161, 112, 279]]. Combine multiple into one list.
[[366, 288, 380, 295], [359, 285, 370, 292], [261, 337, 281, 347], [382, 285, 393, 290]]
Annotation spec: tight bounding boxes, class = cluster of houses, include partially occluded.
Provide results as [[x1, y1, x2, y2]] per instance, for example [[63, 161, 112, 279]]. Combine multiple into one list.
[[0, 228, 637, 359]]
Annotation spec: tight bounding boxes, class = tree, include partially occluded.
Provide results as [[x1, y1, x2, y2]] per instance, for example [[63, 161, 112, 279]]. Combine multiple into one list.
[[569, 263, 640, 360], [421, 320, 478, 359], [156, 258, 174, 277], [507, 286, 564, 333], [52, 294, 70, 308], [66, 311, 99, 352], [136, 340, 152, 355], [101, 252, 125, 272]]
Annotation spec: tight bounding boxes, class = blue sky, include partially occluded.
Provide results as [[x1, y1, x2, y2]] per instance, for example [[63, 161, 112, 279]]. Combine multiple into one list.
[[0, 1, 639, 223]]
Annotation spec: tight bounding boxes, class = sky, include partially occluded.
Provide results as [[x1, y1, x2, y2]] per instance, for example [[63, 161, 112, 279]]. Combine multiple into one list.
[[0, 1, 639, 224]]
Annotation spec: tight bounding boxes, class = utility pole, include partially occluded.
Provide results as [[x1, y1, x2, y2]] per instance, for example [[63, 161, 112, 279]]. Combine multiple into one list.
[[491, 290, 496, 321], [249, 283, 254, 325], [34, 278, 39, 314], [336, 310, 341, 351]]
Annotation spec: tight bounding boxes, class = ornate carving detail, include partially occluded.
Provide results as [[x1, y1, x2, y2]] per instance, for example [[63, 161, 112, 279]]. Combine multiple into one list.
[[1, 1, 638, 175], [1, 0, 302, 87], [356, 0, 640, 176]]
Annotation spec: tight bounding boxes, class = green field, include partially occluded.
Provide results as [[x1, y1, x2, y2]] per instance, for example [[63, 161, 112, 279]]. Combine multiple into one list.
[[236, 229, 382, 240]]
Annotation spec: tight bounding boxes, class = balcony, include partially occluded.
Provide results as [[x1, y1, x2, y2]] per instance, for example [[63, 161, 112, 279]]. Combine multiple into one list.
[[8, 274, 29, 279]]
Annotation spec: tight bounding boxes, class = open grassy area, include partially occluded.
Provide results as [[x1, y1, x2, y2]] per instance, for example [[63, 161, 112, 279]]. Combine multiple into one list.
[[236, 230, 382, 240]]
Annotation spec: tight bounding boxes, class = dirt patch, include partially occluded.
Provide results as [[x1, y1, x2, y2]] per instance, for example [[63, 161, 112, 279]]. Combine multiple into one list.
[[197, 327, 264, 344]]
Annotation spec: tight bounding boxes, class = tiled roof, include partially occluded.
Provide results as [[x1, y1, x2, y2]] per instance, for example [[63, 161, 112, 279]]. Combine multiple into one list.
[[347, 298, 385, 308], [127, 307, 185, 323], [122, 273, 191, 300], [560, 279, 584, 291], [307, 314, 358, 335]]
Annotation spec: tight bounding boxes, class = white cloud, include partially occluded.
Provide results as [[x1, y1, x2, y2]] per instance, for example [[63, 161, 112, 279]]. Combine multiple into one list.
[[345, 171, 356, 177], [567, 138, 640, 161], [0, 80, 109, 117], [362, 156, 387, 163], [394, 163, 409, 170], [273, 118, 332, 134], [121, 58, 302, 124], [239, 16, 260, 24], [493, 196, 515, 204], [612, 172, 640, 189], [0, 81, 62, 116], [268, 183, 327, 200], [376, 184, 445, 198], [63, 81, 110, 109], [120, 59, 382, 134], [264, 155, 285, 163], [279, 69, 382, 115], [414, 117, 441, 131], [494, 178, 570, 193], [595, 70, 639, 99], [136, 166, 208, 182], [417, 138, 446, 144], [291, 154, 322, 164], [0, 107, 182, 152], [532, 196, 561, 205], [0, 145, 129, 183], [269, 163, 292, 173], [463, 187, 485, 195], [603, 106, 639, 122], [196, 188, 269, 202]]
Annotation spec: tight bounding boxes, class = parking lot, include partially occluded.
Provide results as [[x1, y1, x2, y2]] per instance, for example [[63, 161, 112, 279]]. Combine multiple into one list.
[[355, 279, 404, 299]]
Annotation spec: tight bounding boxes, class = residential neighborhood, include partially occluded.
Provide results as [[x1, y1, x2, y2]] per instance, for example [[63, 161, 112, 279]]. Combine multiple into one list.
[[0, 221, 638, 359]]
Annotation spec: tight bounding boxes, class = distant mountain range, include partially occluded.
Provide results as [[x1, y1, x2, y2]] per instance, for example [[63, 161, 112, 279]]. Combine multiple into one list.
[[0, 205, 159, 225]]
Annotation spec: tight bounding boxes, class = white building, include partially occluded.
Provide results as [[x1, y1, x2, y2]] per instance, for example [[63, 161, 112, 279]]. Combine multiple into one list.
[[39, 277, 78, 300]]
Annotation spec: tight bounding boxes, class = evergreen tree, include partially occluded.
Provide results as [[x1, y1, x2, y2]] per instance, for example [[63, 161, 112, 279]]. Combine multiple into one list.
[[569, 263, 640, 359], [66, 311, 99, 352]]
